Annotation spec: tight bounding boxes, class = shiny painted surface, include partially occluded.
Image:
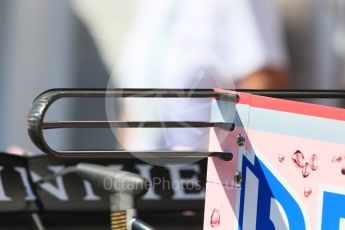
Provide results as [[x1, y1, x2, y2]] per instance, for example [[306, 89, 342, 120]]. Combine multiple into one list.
[[204, 90, 345, 230]]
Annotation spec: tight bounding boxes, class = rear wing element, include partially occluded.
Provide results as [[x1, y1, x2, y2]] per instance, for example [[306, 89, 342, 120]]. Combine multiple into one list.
[[204, 89, 345, 230], [27, 88, 345, 229]]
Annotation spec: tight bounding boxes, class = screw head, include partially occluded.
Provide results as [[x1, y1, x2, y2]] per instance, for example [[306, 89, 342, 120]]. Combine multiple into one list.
[[234, 171, 242, 186], [236, 134, 245, 146]]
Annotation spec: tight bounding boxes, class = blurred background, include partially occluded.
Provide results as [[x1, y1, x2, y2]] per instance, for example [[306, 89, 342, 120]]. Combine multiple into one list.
[[0, 0, 344, 229], [0, 0, 344, 153]]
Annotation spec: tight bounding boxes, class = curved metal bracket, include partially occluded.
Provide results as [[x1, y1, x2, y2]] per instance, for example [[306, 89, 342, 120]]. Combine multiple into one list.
[[27, 89, 238, 159]]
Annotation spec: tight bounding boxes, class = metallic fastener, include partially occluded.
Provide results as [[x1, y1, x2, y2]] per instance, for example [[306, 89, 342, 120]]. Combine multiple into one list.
[[234, 171, 242, 186], [236, 134, 245, 146]]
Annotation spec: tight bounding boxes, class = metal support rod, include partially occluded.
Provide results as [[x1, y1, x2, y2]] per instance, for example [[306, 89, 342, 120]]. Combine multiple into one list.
[[27, 89, 237, 158], [41, 121, 235, 130]]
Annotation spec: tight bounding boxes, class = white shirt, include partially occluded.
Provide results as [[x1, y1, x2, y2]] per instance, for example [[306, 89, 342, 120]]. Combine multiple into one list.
[[117, 0, 287, 86], [74, 0, 288, 152]]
